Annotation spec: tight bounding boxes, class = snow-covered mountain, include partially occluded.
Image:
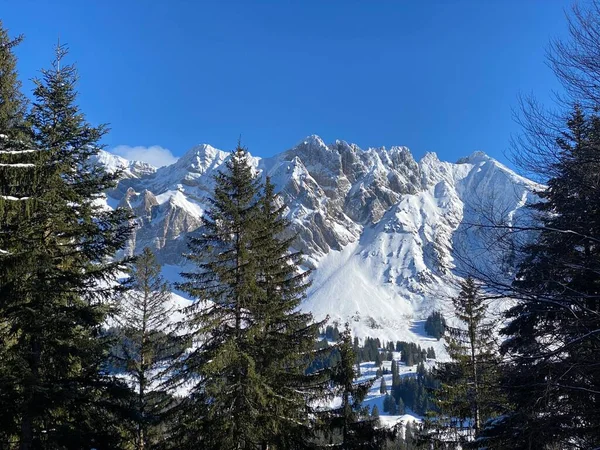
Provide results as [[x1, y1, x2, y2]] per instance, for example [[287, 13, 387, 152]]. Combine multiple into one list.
[[100, 135, 537, 342]]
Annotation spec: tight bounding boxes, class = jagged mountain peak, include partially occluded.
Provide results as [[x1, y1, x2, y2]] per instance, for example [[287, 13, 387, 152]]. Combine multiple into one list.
[[456, 150, 497, 165], [93, 149, 156, 179], [174, 143, 229, 173], [296, 134, 328, 149]]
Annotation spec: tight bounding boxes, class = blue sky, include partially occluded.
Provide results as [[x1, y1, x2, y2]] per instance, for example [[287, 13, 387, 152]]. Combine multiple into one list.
[[3, 0, 571, 166]]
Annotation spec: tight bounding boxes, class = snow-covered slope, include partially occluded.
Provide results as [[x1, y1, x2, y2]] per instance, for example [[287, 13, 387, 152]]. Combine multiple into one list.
[[99, 136, 537, 342]]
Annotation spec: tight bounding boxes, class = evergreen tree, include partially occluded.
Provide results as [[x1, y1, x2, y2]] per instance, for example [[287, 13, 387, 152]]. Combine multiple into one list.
[[371, 406, 380, 422], [172, 148, 329, 449], [324, 325, 388, 449], [481, 106, 600, 449], [253, 176, 332, 448], [0, 20, 26, 138], [0, 20, 32, 447], [383, 395, 398, 415], [172, 144, 264, 449], [116, 247, 176, 450], [426, 347, 436, 359], [0, 44, 132, 449], [380, 376, 388, 394], [396, 398, 405, 415], [426, 277, 502, 447], [424, 311, 446, 341], [391, 359, 399, 387]]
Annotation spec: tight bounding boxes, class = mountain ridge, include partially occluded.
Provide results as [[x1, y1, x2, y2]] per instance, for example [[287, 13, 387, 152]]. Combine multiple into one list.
[[99, 135, 537, 341]]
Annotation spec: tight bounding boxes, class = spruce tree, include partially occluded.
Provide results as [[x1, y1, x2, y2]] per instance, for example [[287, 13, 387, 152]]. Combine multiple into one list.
[[324, 325, 388, 449], [172, 144, 263, 449], [0, 20, 33, 447], [116, 247, 175, 450], [380, 376, 388, 394], [0, 44, 132, 449], [391, 360, 399, 387], [426, 277, 502, 447], [480, 106, 600, 449], [173, 148, 329, 449], [252, 175, 330, 448]]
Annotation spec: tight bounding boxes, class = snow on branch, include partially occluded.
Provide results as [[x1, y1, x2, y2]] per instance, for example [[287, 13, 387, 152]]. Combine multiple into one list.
[[0, 196, 30, 201], [0, 163, 35, 167], [0, 149, 37, 154]]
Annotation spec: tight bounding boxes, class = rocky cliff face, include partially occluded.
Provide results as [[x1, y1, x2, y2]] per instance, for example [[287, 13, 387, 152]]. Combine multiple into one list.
[[98, 136, 537, 340]]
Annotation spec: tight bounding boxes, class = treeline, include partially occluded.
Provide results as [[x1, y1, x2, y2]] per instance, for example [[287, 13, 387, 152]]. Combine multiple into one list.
[[315, 328, 437, 375], [350, 335, 436, 366], [378, 360, 437, 418]]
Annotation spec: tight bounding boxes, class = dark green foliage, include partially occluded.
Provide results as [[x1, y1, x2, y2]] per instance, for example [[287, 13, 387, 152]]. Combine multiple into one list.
[[371, 405, 380, 420], [391, 367, 438, 416], [356, 337, 382, 362], [0, 20, 27, 138], [115, 247, 177, 449], [324, 325, 341, 341], [391, 359, 400, 386], [426, 277, 503, 447], [481, 106, 600, 449], [0, 44, 133, 448], [396, 341, 427, 366], [0, 21, 31, 445], [383, 394, 397, 414], [396, 397, 405, 415], [426, 347, 436, 359], [380, 376, 388, 394], [322, 325, 390, 449], [424, 311, 446, 341], [173, 149, 329, 449], [307, 338, 341, 373]]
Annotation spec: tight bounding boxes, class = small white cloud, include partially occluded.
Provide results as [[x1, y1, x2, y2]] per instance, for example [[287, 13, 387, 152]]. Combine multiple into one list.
[[111, 145, 178, 167]]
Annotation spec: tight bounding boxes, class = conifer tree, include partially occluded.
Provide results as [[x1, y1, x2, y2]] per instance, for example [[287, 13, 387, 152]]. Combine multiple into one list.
[[0, 44, 132, 449], [391, 360, 399, 387], [426, 277, 502, 447], [252, 175, 331, 448], [480, 106, 600, 449], [0, 20, 33, 447], [380, 376, 388, 394], [173, 147, 329, 449], [371, 406, 380, 422], [172, 144, 263, 449], [324, 325, 388, 449], [116, 247, 175, 450]]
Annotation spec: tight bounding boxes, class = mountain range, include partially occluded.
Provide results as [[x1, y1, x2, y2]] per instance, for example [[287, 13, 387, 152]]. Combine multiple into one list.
[[95, 135, 537, 343]]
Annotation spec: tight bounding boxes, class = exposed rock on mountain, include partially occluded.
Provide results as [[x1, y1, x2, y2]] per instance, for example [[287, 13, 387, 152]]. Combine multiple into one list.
[[100, 136, 537, 340]]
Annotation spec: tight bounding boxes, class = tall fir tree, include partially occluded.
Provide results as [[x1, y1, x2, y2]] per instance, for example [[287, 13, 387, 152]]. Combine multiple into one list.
[[0, 20, 34, 447], [172, 146, 330, 449], [0, 44, 133, 449], [425, 277, 502, 448], [480, 106, 600, 449], [172, 144, 263, 449], [115, 247, 176, 450], [252, 176, 330, 448]]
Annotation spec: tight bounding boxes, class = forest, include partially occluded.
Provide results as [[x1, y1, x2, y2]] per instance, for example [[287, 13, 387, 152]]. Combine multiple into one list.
[[1, 1, 600, 449]]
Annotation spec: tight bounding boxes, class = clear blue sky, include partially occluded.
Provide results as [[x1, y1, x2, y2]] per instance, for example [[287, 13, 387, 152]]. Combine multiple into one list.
[[3, 0, 572, 166]]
